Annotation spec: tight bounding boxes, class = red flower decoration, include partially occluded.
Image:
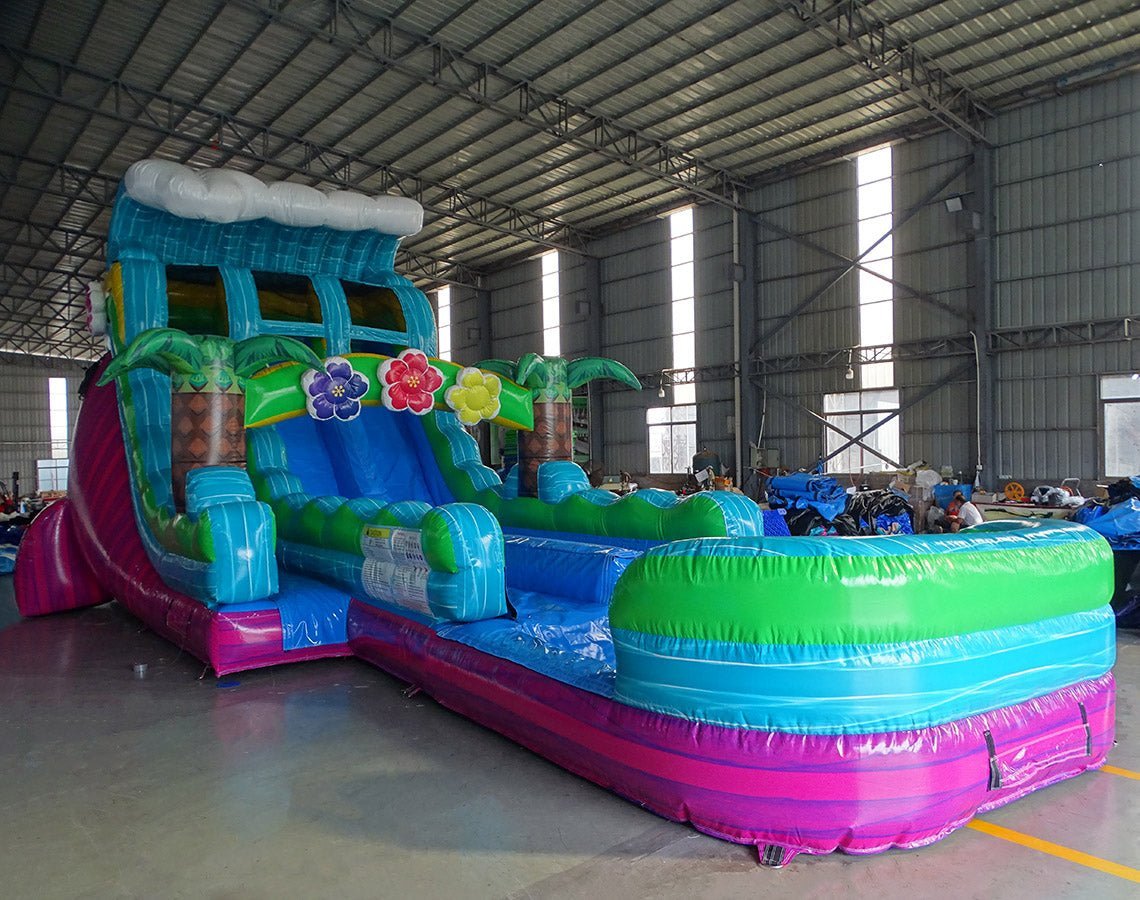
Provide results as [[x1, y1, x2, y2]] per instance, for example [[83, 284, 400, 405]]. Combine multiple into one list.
[[379, 349, 444, 415]]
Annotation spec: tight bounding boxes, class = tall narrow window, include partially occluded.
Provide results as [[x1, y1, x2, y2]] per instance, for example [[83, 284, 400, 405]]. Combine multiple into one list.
[[541, 251, 560, 357], [669, 208, 696, 405], [823, 144, 901, 475], [436, 285, 451, 359], [49, 377, 68, 458], [40, 376, 70, 492], [856, 145, 894, 389]]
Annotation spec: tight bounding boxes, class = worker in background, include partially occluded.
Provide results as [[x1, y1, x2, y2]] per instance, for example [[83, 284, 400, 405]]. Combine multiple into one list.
[[948, 490, 985, 530]]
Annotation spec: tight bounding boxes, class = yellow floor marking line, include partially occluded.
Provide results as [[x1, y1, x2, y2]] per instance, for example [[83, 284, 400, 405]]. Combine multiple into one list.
[[1101, 764, 1140, 782], [966, 820, 1140, 884]]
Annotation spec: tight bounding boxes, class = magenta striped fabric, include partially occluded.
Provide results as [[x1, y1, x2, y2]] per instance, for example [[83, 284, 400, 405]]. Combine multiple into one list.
[[14, 499, 108, 616]]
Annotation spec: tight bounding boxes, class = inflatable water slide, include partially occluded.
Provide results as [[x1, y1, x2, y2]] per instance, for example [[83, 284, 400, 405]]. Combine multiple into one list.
[[16, 161, 1117, 864]]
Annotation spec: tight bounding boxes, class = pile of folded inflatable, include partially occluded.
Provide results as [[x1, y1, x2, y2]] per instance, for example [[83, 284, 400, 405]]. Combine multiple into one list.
[[1074, 476, 1140, 626], [764, 473, 913, 536]]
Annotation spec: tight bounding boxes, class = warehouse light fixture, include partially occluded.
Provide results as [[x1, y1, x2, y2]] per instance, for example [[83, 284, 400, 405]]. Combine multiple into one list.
[[844, 349, 855, 381], [944, 196, 964, 212]]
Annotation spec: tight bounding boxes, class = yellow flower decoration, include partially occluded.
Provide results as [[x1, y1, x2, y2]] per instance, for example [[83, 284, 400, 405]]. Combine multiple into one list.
[[445, 367, 502, 425]]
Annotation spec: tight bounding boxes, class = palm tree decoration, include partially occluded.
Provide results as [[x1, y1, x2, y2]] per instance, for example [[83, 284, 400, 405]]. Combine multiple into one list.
[[100, 328, 323, 510], [477, 353, 641, 497]]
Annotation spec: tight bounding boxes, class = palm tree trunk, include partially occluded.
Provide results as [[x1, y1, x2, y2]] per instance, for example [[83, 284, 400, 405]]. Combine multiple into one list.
[[518, 399, 573, 497], [170, 391, 246, 510]]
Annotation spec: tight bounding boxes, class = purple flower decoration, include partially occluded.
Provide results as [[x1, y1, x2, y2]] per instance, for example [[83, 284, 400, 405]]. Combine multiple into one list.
[[302, 357, 370, 422]]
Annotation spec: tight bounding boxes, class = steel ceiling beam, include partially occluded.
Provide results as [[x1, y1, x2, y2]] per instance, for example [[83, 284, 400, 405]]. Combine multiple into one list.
[[15, 6, 284, 328], [366, 0, 743, 183], [751, 318, 1137, 376], [0, 44, 589, 255], [0, 217, 105, 262], [706, 0, 1094, 176], [0, 332, 101, 362], [0, 347, 91, 368], [0, 309, 89, 350], [779, 0, 993, 145], [236, 0, 751, 210], [736, 0, 1125, 181], [611, 0, 1098, 179]]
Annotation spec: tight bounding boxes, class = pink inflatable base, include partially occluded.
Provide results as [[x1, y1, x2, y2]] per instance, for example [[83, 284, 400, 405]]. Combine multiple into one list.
[[347, 599, 1115, 862]]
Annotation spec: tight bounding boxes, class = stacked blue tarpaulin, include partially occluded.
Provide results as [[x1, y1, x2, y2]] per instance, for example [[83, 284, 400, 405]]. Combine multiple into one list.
[[1073, 492, 1140, 552], [765, 473, 848, 522], [1074, 478, 1140, 627]]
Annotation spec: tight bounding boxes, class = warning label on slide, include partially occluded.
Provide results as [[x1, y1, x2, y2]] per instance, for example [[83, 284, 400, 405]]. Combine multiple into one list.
[[361, 558, 431, 616], [360, 526, 426, 564]]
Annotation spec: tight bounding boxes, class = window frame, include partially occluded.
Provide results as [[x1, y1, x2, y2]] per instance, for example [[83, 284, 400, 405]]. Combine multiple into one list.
[[647, 404, 698, 475], [855, 145, 895, 390], [669, 208, 696, 406], [822, 388, 900, 474], [36, 457, 70, 493], [1100, 374, 1140, 478]]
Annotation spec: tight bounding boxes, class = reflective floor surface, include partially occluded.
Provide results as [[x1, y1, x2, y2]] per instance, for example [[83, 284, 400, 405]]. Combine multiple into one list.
[[2, 575, 1138, 899]]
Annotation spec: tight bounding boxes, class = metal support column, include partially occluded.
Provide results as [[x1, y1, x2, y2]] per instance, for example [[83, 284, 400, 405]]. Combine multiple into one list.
[[735, 207, 761, 483], [969, 144, 998, 488], [583, 255, 607, 466], [474, 284, 494, 463]]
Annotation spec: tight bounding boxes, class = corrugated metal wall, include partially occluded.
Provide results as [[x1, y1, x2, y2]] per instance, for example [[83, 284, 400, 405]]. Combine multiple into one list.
[[0, 358, 85, 495], [593, 219, 671, 475], [892, 133, 976, 473], [749, 159, 859, 470], [992, 72, 1139, 480], [446, 72, 1138, 482], [460, 210, 741, 476]]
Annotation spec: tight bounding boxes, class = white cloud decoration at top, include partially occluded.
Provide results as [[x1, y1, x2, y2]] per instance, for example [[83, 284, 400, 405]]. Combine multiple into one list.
[[123, 159, 424, 236]]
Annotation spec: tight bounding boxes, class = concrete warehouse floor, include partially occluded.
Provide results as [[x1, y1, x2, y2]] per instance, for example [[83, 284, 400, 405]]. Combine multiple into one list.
[[1, 575, 1137, 899]]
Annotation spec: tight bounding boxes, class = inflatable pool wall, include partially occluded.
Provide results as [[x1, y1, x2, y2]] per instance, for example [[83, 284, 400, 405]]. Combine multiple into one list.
[[14, 160, 1117, 863]]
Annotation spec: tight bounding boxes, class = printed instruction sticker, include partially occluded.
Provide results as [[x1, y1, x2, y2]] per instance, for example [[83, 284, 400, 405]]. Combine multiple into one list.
[[361, 558, 432, 616], [361, 525, 426, 564]]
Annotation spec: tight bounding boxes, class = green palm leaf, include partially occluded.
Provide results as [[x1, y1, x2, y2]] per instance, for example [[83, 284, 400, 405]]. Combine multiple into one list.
[[98, 328, 205, 384], [234, 335, 323, 379], [566, 357, 642, 391], [474, 358, 520, 380], [516, 352, 549, 390]]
